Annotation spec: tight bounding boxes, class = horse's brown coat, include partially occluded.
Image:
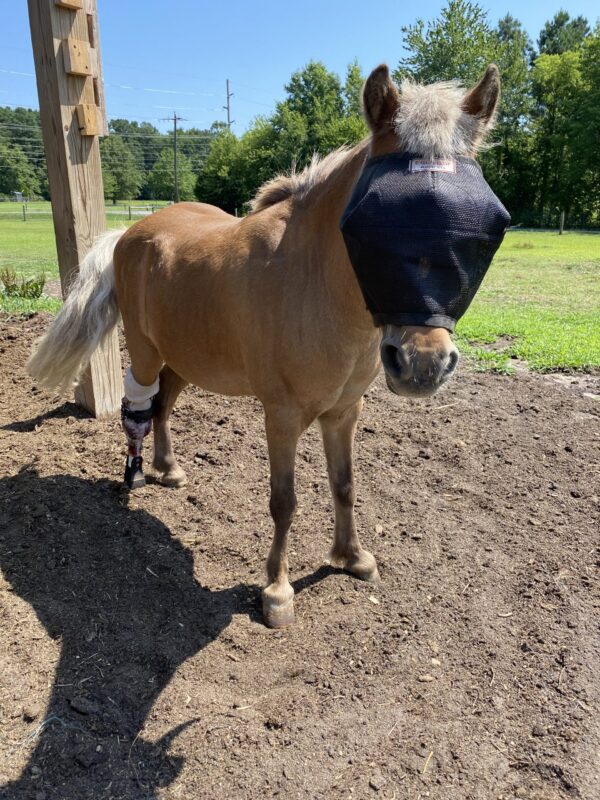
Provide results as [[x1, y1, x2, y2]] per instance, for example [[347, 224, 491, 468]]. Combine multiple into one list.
[[111, 64, 501, 626]]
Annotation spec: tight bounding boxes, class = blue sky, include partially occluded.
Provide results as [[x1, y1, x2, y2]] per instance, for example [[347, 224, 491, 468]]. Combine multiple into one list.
[[2, 1, 598, 133]]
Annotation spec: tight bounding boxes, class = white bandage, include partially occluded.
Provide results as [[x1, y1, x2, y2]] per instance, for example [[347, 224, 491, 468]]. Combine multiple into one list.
[[124, 367, 159, 410]]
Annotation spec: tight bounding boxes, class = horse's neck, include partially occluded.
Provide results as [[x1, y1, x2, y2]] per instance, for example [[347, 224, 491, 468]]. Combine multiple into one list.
[[303, 142, 373, 332]]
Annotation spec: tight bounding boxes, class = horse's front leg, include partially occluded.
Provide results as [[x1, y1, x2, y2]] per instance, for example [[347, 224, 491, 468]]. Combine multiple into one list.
[[262, 406, 304, 628], [319, 399, 380, 582]]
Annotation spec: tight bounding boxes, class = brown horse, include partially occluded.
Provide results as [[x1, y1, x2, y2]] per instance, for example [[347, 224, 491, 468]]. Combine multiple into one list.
[[28, 64, 501, 627]]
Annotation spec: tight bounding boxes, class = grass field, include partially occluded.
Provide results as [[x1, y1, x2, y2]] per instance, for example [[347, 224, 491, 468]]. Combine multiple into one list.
[[0, 209, 598, 372], [0, 201, 166, 316], [455, 230, 600, 372], [0, 200, 166, 278]]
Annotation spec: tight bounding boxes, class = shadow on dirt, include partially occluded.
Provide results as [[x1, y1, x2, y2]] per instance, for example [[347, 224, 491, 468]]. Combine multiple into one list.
[[1, 401, 86, 433], [0, 468, 269, 799]]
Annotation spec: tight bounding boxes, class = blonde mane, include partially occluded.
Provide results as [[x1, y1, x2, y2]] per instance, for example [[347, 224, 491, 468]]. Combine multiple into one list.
[[250, 145, 367, 213]]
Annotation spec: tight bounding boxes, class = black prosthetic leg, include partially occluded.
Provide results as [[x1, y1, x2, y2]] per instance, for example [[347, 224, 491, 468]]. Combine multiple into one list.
[[121, 400, 154, 489]]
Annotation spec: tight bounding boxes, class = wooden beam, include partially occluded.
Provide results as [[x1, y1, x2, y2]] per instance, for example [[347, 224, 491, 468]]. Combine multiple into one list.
[[86, 0, 108, 135], [62, 37, 93, 76], [76, 103, 102, 135], [55, 0, 83, 9], [28, 0, 121, 418]]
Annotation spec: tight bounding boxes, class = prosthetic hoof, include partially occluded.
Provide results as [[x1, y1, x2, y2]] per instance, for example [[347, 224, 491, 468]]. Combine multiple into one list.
[[124, 456, 146, 490]]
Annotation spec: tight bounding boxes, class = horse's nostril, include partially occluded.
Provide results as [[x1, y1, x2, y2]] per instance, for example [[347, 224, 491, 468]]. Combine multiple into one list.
[[444, 348, 459, 377], [381, 343, 408, 379]]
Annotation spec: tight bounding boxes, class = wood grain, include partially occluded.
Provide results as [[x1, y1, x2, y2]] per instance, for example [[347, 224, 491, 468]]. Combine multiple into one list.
[[28, 0, 122, 417]]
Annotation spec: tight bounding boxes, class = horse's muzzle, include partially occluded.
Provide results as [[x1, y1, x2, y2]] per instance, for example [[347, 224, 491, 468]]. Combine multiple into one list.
[[380, 327, 459, 397]]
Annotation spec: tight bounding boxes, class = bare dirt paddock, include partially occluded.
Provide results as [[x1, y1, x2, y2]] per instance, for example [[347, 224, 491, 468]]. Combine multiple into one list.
[[0, 314, 598, 800]]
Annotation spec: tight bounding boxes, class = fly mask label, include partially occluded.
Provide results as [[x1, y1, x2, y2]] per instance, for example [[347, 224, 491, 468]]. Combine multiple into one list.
[[409, 158, 456, 173], [340, 153, 511, 332]]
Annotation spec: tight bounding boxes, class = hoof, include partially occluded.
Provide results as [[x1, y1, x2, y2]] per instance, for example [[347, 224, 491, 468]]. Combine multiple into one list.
[[358, 564, 381, 584], [124, 456, 146, 490], [326, 548, 380, 583], [157, 468, 187, 488], [263, 598, 295, 628], [262, 583, 295, 628]]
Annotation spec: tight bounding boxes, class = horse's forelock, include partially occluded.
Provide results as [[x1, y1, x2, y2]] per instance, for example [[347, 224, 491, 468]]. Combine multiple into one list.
[[394, 80, 486, 158]]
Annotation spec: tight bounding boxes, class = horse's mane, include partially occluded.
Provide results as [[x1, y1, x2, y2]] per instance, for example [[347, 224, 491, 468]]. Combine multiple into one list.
[[250, 78, 491, 213], [249, 145, 367, 213]]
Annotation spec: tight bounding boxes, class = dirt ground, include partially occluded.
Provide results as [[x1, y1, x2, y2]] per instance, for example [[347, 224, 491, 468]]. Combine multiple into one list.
[[0, 313, 598, 800]]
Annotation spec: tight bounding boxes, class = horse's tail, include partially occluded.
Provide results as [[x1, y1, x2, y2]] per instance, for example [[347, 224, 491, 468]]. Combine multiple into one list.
[[27, 229, 124, 392]]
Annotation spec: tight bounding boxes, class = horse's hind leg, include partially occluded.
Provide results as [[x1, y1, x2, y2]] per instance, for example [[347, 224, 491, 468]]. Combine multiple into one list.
[[152, 365, 189, 487], [319, 400, 379, 583], [121, 344, 163, 490]]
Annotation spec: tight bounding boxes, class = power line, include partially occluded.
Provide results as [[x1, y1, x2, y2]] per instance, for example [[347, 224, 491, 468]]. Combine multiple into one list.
[[0, 123, 42, 131], [0, 123, 216, 140]]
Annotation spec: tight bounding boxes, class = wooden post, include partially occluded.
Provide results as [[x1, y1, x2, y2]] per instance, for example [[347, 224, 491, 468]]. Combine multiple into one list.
[[559, 210, 565, 235], [27, 0, 121, 417]]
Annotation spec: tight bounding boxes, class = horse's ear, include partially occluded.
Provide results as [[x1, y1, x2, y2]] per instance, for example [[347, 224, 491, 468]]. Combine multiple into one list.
[[462, 64, 501, 125], [362, 64, 401, 133]]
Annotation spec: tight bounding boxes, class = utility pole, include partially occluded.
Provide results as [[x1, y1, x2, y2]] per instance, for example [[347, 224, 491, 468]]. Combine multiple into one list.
[[160, 112, 186, 202], [223, 79, 234, 129]]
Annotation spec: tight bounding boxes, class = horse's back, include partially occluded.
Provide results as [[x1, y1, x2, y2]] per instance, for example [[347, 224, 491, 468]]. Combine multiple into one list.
[[116, 201, 236, 256], [114, 201, 242, 289], [114, 201, 258, 394]]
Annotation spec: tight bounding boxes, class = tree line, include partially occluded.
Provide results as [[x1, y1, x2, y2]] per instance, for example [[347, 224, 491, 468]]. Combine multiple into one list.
[[1, 2, 598, 227]]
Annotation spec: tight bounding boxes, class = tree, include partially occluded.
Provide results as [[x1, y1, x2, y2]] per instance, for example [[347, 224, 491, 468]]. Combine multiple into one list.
[[148, 148, 195, 201], [0, 106, 47, 197], [531, 50, 583, 223], [393, 0, 500, 86], [543, 25, 600, 226], [538, 10, 590, 56], [343, 60, 365, 116], [281, 61, 345, 156], [495, 15, 534, 117], [108, 118, 164, 198], [285, 61, 343, 124], [0, 141, 40, 196], [109, 119, 163, 170], [480, 14, 536, 221], [572, 27, 600, 223], [195, 130, 243, 213], [168, 126, 216, 174], [100, 134, 142, 202], [318, 115, 367, 153]]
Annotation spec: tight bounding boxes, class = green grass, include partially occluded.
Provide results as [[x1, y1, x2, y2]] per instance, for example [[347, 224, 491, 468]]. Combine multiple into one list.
[[0, 216, 598, 373], [455, 230, 600, 372], [0, 295, 62, 315], [0, 201, 149, 280]]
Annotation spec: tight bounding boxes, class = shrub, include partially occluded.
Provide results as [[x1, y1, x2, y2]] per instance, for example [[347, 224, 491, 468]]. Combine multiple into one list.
[[0, 267, 46, 299]]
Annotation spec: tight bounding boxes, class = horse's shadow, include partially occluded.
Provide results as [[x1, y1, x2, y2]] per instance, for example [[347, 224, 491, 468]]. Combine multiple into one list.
[[0, 467, 276, 799]]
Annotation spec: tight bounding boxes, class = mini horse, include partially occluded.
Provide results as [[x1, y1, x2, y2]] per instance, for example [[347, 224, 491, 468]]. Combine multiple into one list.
[[28, 65, 505, 627]]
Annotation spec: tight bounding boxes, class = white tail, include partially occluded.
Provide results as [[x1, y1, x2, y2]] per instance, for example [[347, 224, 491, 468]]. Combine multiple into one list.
[[27, 229, 124, 392]]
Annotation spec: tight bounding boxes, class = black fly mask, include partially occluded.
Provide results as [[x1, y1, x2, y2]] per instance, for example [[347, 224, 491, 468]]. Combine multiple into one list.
[[340, 153, 510, 332]]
